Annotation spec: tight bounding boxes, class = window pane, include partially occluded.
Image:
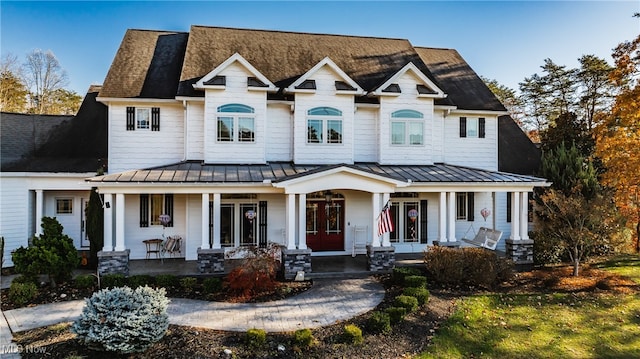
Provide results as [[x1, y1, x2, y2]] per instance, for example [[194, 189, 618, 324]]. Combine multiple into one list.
[[408, 122, 423, 145], [392, 109, 423, 118], [326, 203, 342, 234], [456, 193, 467, 220], [56, 199, 73, 214], [467, 118, 478, 137], [217, 116, 233, 141], [391, 122, 405, 145], [404, 202, 419, 242], [327, 120, 342, 143], [307, 120, 323, 143], [220, 204, 234, 247], [307, 107, 342, 116], [240, 204, 257, 246], [150, 194, 163, 225], [238, 117, 255, 142], [217, 104, 254, 113], [390, 203, 399, 242], [306, 203, 318, 234], [136, 109, 150, 129]]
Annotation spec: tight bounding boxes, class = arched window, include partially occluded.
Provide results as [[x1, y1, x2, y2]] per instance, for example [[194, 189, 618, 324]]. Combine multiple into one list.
[[216, 104, 255, 142], [390, 109, 424, 146], [306, 107, 343, 144]]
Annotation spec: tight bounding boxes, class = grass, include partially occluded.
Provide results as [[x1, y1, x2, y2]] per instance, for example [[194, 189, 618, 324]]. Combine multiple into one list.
[[419, 254, 640, 359]]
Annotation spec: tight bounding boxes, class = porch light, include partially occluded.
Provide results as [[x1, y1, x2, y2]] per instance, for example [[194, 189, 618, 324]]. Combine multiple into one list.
[[324, 190, 333, 202]]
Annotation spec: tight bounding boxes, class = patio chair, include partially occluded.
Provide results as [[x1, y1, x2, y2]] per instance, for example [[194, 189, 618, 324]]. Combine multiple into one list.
[[160, 235, 182, 260], [461, 227, 502, 250]]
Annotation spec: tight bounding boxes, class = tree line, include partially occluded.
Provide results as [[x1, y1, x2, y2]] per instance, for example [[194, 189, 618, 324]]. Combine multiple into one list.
[[0, 49, 82, 115]]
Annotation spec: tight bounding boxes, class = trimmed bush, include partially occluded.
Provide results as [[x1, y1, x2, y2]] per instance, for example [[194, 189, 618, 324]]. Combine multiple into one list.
[[385, 306, 407, 324], [155, 274, 179, 288], [100, 274, 126, 289], [180, 277, 198, 292], [72, 286, 169, 354], [8, 281, 38, 306], [402, 287, 430, 305], [392, 267, 422, 285], [245, 328, 267, 348], [394, 295, 419, 313], [203, 277, 223, 294], [342, 324, 363, 345], [128, 275, 153, 288], [293, 328, 315, 348], [404, 275, 427, 288], [367, 311, 391, 334], [74, 274, 96, 289]]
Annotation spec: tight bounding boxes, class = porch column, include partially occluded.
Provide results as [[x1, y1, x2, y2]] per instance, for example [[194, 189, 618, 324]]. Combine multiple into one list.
[[510, 192, 521, 240], [381, 192, 391, 246], [447, 191, 456, 242], [201, 193, 210, 249], [35, 189, 44, 236], [520, 191, 529, 240], [212, 193, 221, 249], [114, 193, 126, 251], [286, 193, 296, 249], [103, 193, 113, 251], [438, 192, 447, 242], [371, 192, 381, 247], [298, 193, 307, 249]]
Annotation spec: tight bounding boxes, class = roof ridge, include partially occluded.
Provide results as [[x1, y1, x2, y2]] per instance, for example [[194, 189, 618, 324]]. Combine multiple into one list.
[[414, 46, 456, 51]]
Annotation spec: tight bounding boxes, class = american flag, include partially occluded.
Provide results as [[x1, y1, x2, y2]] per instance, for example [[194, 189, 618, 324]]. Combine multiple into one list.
[[377, 202, 394, 236]]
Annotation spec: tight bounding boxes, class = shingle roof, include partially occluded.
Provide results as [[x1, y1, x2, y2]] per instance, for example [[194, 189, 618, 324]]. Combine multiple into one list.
[[498, 115, 541, 175], [88, 161, 544, 184], [98, 25, 505, 111]]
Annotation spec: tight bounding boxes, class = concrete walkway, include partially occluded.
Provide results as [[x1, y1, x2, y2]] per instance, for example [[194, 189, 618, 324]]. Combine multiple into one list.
[[1, 278, 384, 355]]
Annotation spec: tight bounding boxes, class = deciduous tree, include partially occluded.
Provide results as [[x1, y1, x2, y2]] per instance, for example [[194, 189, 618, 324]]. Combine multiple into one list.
[[22, 49, 74, 114], [0, 54, 27, 112]]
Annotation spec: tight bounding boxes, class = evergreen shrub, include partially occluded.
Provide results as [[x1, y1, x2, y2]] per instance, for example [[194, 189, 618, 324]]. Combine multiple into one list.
[[342, 324, 363, 345], [100, 274, 126, 289], [384, 306, 407, 324], [8, 281, 38, 306], [404, 275, 427, 288], [74, 274, 96, 289], [72, 285, 169, 354], [155, 274, 179, 288], [394, 295, 419, 313], [179, 277, 198, 292], [128, 275, 153, 288], [402, 287, 430, 305], [203, 277, 223, 294], [293, 328, 315, 348], [245, 328, 267, 348], [367, 311, 391, 334], [392, 267, 422, 285]]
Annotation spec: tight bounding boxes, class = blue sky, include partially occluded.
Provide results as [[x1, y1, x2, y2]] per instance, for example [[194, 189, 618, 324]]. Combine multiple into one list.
[[1, 1, 638, 96]]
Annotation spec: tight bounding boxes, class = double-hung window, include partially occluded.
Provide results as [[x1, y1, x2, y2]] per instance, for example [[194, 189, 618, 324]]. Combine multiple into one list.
[[139, 194, 174, 227], [126, 107, 160, 131], [456, 192, 475, 221], [459, 117, 486, 138], [390, 110, 424, 145], [216, 104, 255, 142], [307, 107, 343, 144]]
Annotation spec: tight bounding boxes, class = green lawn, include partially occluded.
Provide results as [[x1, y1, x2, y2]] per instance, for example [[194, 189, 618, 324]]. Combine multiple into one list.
[[595, 254, 640, 283], [418, 255, 640, 359]]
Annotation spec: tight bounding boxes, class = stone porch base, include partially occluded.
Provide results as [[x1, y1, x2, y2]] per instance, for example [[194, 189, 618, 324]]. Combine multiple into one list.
[[281, 248, 312, 280], [197, 248, 225, 273], [366, 245, 395, 272], [97, 250, 130, 276]]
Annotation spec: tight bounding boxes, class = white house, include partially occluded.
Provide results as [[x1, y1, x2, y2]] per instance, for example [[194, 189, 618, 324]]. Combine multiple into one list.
[[0, 26, 546, 275]]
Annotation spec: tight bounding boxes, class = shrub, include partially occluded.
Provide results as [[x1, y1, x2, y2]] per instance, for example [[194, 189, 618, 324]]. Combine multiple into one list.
[[392, 267, 422, 285], [342, 324, 363, 345], [128, 275, 153, 288], [180, 277, 198, 292], [226, 244, 280, 298], [404, 275, 427, 288], [12, 274, 37, 284], [155, 274, 179, 288], [72, 286, 169, 354], [385, 306, 407, 324], [367, 311, 391, 334], [245, 328, 267, 348], [74, 274, 96, 289], [12, 217, 80, 286], [293, 328, 315, 348], [8, 281, 38, 306], [402, 287, 430, 305], [203, 277, 223, 294], [100, 274, 126, 289], [394, 295, 419, 313]]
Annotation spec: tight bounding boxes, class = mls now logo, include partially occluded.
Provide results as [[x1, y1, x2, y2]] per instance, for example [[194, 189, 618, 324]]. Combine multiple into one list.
[[0, 344, 46, 354]]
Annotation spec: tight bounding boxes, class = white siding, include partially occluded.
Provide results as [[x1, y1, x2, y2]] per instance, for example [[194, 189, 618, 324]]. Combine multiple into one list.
[[185, 194, 202, 260], [378, 72, 435, 165], [186, 103, 204, 160], [109, 102, 185, 173], [43, 191, 89, 249], [204, 62, 267, 164], [443, 115, 498, 171], [432, 111, 445, 163], [354, 108, 378, 162], [0, 177, 29, 266], [265, 104, 293, 161], [293, 66, 355, 164]]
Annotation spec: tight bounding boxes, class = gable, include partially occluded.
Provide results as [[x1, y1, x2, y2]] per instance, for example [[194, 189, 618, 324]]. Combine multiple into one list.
[[193, 53, 277, 92], [285, 57, 364, 95], [372, 62, 446, 98]]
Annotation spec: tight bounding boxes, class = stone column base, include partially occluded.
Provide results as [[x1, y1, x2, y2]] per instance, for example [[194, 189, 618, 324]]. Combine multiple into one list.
[[505, 239, 534, 266], [97, 250, 130, 276], [281, 248, 312, 280], [432, 240, 461, 248], [366, 245, 395, 272], [197, 248, 225, 273]]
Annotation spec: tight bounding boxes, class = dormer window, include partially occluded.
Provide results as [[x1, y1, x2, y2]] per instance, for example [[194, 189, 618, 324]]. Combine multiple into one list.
[[307, 107, 342, 144], [296, 80, 316, 90], [390, 109, 424, 146], [216, 104, 255, 142]]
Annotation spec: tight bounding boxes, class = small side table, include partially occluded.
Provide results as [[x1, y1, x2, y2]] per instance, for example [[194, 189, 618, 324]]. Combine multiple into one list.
[[143, 239, 163, 259]]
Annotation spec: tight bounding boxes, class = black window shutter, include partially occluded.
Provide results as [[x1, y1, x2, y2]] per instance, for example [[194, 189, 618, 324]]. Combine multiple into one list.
[[467, 192, 475, 221], [151, 107, 160, 131], [164, 194, 174, 227], [479, 118, 486, 138], [459, 117, 467, 138], [208, 201, 214, 248], [126, 107, 135, 131], [506, 192, 512, 223], [419, 200, 428, 244], [140, 194, 149, 227], [258, 201, 267, 248]]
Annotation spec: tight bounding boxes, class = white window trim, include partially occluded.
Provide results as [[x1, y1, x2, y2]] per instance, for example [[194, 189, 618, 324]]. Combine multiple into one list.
[[55, 198, 73, 215], [466, 118, 479, 138], [390, 200, 421, 243], [216, 114, 256, 143], [390, 119, 424, 146], [306, 117, 343, 145], [136, 108, 151, 130]]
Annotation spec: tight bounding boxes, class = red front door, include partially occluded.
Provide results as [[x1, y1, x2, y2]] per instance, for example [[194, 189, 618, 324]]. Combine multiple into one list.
[[306, 199, 344, 251]]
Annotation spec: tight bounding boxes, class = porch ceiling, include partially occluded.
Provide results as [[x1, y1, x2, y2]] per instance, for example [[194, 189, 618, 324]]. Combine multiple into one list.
[[87, 161, 546, 186]]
